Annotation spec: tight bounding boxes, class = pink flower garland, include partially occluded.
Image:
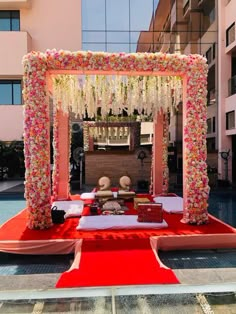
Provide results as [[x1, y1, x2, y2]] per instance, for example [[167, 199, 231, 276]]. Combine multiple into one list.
[[23, 50, 209, 228]]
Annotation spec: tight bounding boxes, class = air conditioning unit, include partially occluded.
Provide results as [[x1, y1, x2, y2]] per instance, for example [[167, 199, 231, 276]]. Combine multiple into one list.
[[72, 122, 82, 133]]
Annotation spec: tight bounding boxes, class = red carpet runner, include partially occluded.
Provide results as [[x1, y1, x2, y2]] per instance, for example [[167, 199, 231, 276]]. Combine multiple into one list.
[[56, 238, 179, 288]]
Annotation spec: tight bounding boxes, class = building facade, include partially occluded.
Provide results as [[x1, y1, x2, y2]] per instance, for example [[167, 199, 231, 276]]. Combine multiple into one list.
[[1, 0, 236, 185], [0, 0, 82, 142], [0, 0, 157, 185], [137, 0, 236, 185]]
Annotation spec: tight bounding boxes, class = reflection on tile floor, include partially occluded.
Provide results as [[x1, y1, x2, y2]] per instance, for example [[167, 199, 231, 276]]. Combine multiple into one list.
[[0, 294, 235, 314], [158, 249, 236, 269], [0, 253, 73, 275]]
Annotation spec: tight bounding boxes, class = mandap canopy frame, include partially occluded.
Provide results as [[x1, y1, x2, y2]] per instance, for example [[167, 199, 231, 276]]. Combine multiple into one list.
[[22, 50, 209, 229]]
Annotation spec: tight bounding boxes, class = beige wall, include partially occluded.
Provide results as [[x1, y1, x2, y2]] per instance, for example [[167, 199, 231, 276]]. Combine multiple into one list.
[[0, 31, 31, 76], [225, 0, 236, 29], [21, 0, 82, 52], [0, 106, 23, 141]]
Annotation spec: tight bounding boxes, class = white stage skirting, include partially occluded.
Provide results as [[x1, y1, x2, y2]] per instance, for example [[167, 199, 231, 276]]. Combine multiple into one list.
[[0, 239, 80, 255], [153, 196, 183, 213], [76, 215, 168, 231]]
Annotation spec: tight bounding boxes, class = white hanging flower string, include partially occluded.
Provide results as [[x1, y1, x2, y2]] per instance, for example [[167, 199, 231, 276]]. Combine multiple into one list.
[[52, 74, 183, 118]]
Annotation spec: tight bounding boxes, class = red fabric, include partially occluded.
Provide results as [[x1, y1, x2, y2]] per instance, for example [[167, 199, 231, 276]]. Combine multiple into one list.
[[1, 193, 235, 288], [0, 193, 235, 241], [56, 238, 179, 288]]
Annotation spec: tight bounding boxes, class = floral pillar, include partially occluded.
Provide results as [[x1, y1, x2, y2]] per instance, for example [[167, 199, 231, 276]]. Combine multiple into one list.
[[152, 110, 164, 195], [23, 53, 52, 229], [182, 66, 210, 224]]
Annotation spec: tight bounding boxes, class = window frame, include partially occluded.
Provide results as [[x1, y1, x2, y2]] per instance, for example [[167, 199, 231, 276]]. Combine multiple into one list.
[[207, 118, 212, 134], [226, 22, 235, 47], [226, 110, 235, 130], [0, 80, 22, 105], [206, 47, 212, 64], [0, 10, 20, 31]]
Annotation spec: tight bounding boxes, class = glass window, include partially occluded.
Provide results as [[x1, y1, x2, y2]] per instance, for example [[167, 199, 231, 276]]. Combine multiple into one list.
[[83, 31, 106, 43], [13, 82, 21, 104], [107, 32, 130, 43], [130, 31, 140, 43], [11, 11, 20, 30], [212, 43, 216, 60], [207, 137, 216, 152], [106, 0, 129, 31], [0, 11, 20, 31], [226, 111, 235, 130], [107, 43, 130, 53], [183, 0, 190, 16], [209, 8, 215, 24], [206, 47, 212, 64], [226, 23, 235, 47], [0, 80, 22, 105], [130, 43, 138, 53], [212, 117, 215, 133], [82, 0, 156, 53], [82, 43, 106, 52], [207, 118, 212, 134], [82, 0, 105, 31], [130, 0, 153, 31]]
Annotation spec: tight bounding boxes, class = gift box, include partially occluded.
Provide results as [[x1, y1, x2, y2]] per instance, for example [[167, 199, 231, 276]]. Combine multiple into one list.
[[137, 203, 163, 223]]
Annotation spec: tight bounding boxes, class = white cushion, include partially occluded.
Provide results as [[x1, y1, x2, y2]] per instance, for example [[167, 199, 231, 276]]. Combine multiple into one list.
[[52, 200, 84, 218], [153, 196, 183, 213], [77, 215, 168, 230], [64, 207, 83, 219]]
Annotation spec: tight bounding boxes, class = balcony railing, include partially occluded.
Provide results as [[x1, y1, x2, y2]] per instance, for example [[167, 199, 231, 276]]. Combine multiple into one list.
[[228, 75, 236, 96]]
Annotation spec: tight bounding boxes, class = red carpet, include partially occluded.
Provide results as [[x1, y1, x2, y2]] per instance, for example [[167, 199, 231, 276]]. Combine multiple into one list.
[[56, 238, 179, 288]]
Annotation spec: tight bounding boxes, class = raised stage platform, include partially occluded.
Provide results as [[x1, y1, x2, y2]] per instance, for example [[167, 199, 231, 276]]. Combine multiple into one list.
[[0, 194, 235, 288]]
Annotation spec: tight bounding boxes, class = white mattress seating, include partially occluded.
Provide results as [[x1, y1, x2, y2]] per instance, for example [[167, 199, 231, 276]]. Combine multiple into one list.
[[51, 200, 84, 218], [76, 215, 168, 231], [153, 196, 183, 213]]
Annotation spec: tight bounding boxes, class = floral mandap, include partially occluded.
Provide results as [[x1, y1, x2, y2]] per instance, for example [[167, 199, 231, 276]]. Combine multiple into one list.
[[22, 50, 209, 229]]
